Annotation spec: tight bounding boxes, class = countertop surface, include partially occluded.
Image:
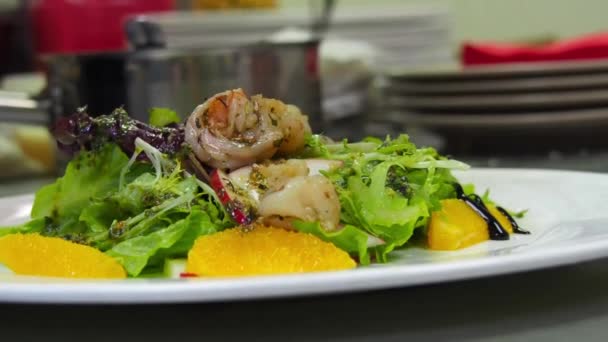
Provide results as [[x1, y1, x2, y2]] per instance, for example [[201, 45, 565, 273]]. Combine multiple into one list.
[[2, 159, 608, 341]]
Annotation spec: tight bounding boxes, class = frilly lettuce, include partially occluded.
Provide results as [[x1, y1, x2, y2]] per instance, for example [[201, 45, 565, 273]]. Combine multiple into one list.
[[3, 139, 231, 276], [294, 134, 469, 261]]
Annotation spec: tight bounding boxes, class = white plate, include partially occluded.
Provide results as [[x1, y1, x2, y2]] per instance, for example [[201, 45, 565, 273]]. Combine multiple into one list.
[[1, 168, 608, 304], [387, 58, 608, 80], [386, 72, 608, 94], [382, 107, 608, 131], [385, 88, 608, 111]]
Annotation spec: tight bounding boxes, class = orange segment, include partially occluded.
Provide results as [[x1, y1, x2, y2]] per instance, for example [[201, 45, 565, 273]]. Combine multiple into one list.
[[0, 234, 126, 279], [186, 226, 356, 276], [428, 199, 514, 251], [428, 199, 488, 250]]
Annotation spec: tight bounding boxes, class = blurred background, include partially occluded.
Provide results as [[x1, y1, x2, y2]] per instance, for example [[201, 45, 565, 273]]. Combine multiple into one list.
[[3, 0, 608, 193]]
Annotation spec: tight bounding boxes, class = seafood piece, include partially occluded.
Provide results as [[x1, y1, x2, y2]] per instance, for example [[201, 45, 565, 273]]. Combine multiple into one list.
[[228, 158, 343, 201], [185, 89, 311, 169], [249, 159, 309, 193], [278, 104, 312, 155], [258, 175, 341, 231], [252, 96, 311, 155], [210, 157, 343, 228]]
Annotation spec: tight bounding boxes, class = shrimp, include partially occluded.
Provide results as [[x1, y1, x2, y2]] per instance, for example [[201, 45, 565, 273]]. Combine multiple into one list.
[[229, 159, 341, 231], [185, 89, 312, 170], [258, 175, 341, 231], [252, 96, 312, 156]]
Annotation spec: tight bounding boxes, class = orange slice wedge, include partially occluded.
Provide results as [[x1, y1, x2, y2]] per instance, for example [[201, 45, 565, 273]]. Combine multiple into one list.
[[0, 233, 126, 279], [186, 226, 356, 276]]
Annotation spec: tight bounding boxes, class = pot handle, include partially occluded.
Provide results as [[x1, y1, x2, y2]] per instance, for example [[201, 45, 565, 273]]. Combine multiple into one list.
[[124, 16, 167, 50]]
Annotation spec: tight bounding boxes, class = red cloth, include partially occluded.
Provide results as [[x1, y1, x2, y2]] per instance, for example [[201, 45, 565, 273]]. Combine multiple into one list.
[[462, 32, 608, 66], [30, 0, 174, 54]]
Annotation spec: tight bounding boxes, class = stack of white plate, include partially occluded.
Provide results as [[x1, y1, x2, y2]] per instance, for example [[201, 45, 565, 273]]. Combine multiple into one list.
[[374, 59, 608, 155], [380, 60, 608, 132], [145, 6, 454, 70]]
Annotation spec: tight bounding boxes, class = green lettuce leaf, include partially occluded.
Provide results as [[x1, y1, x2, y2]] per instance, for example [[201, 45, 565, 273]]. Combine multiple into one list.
[[31, 144, 140, 223], [292, 221, 373, 265], [106, 207, 218, 276], [149, 108, 181, 127]]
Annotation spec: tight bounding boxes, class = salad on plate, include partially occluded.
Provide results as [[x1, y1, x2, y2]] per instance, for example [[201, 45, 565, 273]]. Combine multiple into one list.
[[0, 88, 528, 279]]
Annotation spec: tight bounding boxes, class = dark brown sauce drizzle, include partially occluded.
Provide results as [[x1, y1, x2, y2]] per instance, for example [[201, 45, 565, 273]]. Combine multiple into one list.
[[496, 206, 530, 235], [453, 183, 509, 240]]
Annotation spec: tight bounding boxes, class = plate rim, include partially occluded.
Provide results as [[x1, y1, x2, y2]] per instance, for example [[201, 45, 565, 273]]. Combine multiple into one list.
[[387, 59, 608, 80], [386, 72, 608, 95], [0, 238, 605, 304], [385, 88, 608, 111], [382, 106, 608, 130]]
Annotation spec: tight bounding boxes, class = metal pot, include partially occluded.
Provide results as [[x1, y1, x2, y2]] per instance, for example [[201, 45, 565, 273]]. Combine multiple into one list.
[[125, 39, 323, 132], [6, 14, 323, 133], [42, 30, 323, 134]]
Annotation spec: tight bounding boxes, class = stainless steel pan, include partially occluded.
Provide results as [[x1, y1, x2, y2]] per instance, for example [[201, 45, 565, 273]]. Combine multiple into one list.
[[126, 40, 322, 131], [125, 17, 323, 131]]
